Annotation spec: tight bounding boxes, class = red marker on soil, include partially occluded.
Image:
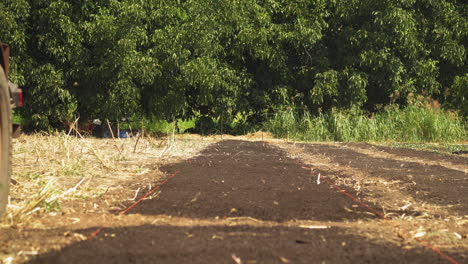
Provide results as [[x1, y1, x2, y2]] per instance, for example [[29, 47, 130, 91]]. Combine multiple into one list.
[[87, 171, 179, 240], [303, 165, 460, 264]]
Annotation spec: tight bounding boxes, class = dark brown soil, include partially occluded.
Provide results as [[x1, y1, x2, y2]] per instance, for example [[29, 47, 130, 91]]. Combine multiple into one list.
[[293, 143, 468, 216], [23, 140, 466, 264], [132, 140, 371, 222], [28, 225, 448, 264], [347, 142, 468, 166]]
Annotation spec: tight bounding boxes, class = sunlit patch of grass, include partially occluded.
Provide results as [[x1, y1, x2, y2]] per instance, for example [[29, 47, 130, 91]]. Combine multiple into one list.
[[265, 105, 466, 143]]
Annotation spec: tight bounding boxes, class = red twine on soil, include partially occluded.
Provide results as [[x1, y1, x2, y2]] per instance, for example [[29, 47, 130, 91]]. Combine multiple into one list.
[[318, 175, 386, 219], [303, 165, 460, 264], [87, 171, 180, 240], [86, 160, 460, 264]]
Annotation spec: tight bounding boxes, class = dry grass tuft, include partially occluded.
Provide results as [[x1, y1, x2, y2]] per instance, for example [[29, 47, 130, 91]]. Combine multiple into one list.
[[2, 133, 217, 226]]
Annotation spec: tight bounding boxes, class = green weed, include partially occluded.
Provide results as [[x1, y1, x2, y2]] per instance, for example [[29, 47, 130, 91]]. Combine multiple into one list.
[[264, 105, 466, 143]]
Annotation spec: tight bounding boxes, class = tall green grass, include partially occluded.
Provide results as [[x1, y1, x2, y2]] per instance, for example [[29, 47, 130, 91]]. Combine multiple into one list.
[[264, 105, 467, 143]]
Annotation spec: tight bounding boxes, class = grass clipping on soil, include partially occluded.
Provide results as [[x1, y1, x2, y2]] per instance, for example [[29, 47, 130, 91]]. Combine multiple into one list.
[[2, 133, 216, 226]]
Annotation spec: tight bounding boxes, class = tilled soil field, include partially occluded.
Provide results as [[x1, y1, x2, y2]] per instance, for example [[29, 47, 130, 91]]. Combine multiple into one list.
[[1, 139, 467, 264]]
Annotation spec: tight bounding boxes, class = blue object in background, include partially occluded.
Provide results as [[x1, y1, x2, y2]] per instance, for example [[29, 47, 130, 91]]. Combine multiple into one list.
[[119, 130, 128, 138]]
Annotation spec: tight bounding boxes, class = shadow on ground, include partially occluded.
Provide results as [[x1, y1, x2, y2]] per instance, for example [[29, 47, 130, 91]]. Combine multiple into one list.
[[27, 225, 456, 264], [22, 140, 466, 263], [348, 143, 468, 166], [130, 140, 374, 222], [293, 143, 468, 216]]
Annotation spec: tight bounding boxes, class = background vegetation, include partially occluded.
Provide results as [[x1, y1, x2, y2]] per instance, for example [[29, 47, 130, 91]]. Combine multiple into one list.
[[1, 0, 466, 141]]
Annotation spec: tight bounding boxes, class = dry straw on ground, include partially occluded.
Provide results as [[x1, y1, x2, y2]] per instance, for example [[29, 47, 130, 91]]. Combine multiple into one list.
[[2, 132, 217, 226]]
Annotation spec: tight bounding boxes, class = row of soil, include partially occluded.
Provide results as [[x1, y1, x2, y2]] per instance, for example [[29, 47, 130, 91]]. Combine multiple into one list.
[[29, 225, 441, 264], [290, 143, 468, 216], [25, 140, 465, 263], [347, 143, 468, 166]]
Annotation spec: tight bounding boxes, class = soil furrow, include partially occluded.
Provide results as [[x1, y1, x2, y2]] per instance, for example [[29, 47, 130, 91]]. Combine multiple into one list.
[[286, 142, 468, 217], [23, 140, 465, 264]]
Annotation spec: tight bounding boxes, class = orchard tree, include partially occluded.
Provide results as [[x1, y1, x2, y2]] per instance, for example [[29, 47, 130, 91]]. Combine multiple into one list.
[[0, 0, 466, 130]]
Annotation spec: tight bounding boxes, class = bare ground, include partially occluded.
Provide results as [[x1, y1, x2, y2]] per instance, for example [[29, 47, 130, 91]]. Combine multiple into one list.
[[0, 136, 467, 264]]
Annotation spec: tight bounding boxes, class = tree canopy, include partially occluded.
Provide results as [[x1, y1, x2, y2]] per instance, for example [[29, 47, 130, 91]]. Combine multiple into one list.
[[1, 0, 466, 129]]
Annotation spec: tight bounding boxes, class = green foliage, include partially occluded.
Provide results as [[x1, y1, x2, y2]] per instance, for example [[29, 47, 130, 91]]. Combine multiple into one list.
[[22, 64, 77, 129], [265, 105, 466, 143], [311, 70, 339, 105], [0, 0, 29, 53], [446, 74, 468, 117], [0, 0, 466, 133]]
